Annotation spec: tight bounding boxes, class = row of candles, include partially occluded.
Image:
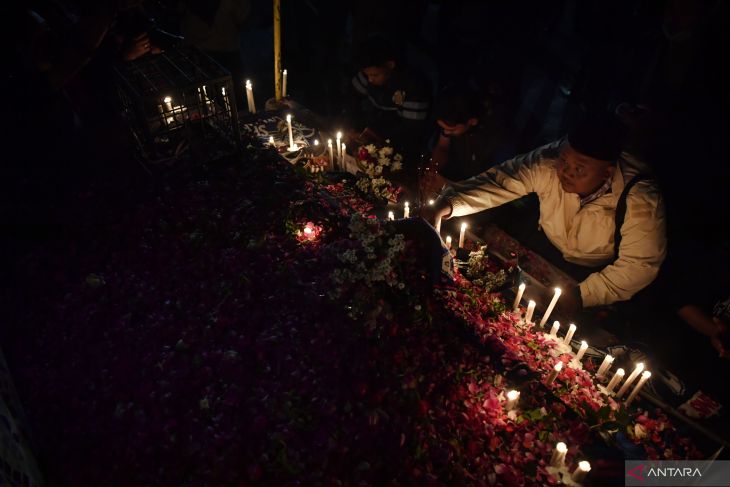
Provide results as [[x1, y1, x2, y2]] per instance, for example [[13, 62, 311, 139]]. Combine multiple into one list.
[[515, 284, 652, 407], [388, 201, 469, 249]]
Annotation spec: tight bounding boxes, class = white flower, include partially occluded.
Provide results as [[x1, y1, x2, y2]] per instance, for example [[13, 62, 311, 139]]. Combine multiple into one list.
[[365, 144, 377, 155], [391, 161, 403, 172], [377, 157, 391, 167], [378, 146, 394, 157], [374, 165, 383, 175]]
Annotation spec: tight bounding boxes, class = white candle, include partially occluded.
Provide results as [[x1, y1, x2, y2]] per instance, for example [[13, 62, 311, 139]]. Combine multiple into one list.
[[513, 283, 526, 311], [428, 199, 435, 205], [286, 114, 297, 151], [282, 69, 288, 98], [616, 362, 645, 398], [221, 87, 231, 115], [341, 143, 346, 162], [435, 216, 442, 234], [445, 235, 452, 249], [574, 340, 588, 362], [550, 442, 567, 467], [524, 300, 536, 324], [458, 222, 467, 248], [268, 136, 275, 146], [539, 288, 562, 327], [563, 323, 576, 345], [605, 368, 625, 393], [327, 139, 334, 168], [549, 320, 560, 337], [625, 371, 651, 406], [245, 80, 256, 113], [505, 390, 520, 411], [387, 211, 395, 221], [403, 202, 410, 218], [336, 131, 342, 161], [571, 461, 591, 483], [595, 355, 614, 379], [163, 96, 173, 112], [546, 361, 563, 384]]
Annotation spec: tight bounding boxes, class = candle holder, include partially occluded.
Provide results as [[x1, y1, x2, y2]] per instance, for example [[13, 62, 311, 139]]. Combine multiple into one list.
[[114, 47, 240, 165]]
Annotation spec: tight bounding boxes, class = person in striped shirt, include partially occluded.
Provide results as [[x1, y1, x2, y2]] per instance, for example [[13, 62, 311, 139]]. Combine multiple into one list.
[[344, 36, 431, 158]]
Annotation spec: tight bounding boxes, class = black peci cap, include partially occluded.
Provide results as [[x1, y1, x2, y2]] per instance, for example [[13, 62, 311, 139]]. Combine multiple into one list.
[[567, 111, 626, 162]]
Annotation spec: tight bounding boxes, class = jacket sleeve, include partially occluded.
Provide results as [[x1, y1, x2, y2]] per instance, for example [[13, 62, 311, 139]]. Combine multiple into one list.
[[579, 181, 667, 306], [442, 141, 560, 217]]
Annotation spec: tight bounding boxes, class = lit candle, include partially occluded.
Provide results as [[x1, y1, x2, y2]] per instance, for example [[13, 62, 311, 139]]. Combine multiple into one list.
[[595, 355, 614, 379], [563, 323, 576, 345], [616, 362, 645, 398], [549, 320, 560, 337], [403, 202, 410, 218], [336, 131, 342, 161], [539, 288, 562, 327], [163, 96, 173, 112], [245, 80, 256, 113], [546, 361, 563, 384], [625, 371, 651, 406], [505, 390, 520, 410], [341, 143, 346, 162], [282, 69, 288, 98], [605, 368, 625, 393], [445, 235, 452, 249], [428, 199, 435, 205], [327, 139, 334, 168], [524, 300, 536, 324], [387, 211, 395, 221], [286, 114, 297, 151], [571, 461, 591, 483], [574, 341, 588, 362], [435, 216, 442, 234], [458, 222, 467, 248], [550, 442, 568, 468], [268, 136, 275, 146], [303, 226, 313, 235], [513, 283, 526, 311], [221, 87, 231, 115]]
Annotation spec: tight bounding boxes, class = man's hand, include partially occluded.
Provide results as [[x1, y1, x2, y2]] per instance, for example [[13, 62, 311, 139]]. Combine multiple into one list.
[[419, 197, 452, 226], [122, 33, 152, 61], [556, 285, 583, 316], [421, 167, 448, 201]]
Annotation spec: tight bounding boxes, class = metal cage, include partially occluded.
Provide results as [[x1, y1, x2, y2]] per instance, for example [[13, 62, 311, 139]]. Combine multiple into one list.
[[114, 47, 240, 165]]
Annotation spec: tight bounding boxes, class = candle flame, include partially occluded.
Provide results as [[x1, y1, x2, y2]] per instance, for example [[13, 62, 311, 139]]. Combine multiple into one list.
[[446, 236, 452, 243], [507, 390, 519, 400], [428, 199, 435, 205], [246, 79, 252, 88], [461, 222, 467, 230], [283, 69, 287, 75], [556, 442, 567, 453], [616, 368, 625, 376], [163, 96, 172, 103], [336, 131, 342, 139], [635, 362, 645, 372], [303, 227, 313, 234], [554, 362, 563, 371], [286, 114, 292, 122], [314, 139, 319, 146], [554, 287, 562, 295], [641, 371, 651, 379], [578, 461, 591, 472], [519, 283, 526, 290]]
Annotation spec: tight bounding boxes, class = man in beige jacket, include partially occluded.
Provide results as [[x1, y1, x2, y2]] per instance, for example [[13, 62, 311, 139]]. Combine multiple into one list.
[[425, 114, 667, 310]]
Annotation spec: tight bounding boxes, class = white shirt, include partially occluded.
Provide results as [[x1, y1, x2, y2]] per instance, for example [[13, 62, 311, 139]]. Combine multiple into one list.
[[443, 141, 667, 307]]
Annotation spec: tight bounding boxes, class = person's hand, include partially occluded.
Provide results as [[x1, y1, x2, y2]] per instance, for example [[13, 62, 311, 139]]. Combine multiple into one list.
[[710, 317, 730, 359], [122, 33, 152, 61], [421, 167, 448, 201], [556, 285, 582, 316], [419, 197, 452, 226]]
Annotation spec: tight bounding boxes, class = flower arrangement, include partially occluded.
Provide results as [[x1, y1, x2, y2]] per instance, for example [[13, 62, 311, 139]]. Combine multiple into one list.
[[354, 143, 403, 203], [466, 245, 514, 292]]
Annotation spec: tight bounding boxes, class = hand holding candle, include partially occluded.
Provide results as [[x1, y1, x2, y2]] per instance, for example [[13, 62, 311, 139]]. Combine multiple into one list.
[[625, 371, 651, 406], [616, 362, 645, 398], [539, 288, 562, 327], [513, 283, 526, 311]]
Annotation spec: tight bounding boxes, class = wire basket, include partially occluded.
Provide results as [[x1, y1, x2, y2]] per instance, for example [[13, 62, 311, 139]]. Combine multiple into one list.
[[114, 47, 240, 165]]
